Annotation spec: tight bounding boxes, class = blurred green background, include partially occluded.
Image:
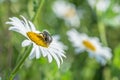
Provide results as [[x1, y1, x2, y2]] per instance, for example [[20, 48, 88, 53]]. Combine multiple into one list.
[[0, 0, 120, 80]]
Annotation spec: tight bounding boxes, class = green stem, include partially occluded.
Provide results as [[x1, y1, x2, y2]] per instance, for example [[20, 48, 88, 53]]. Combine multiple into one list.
[[8, 46, 32, 80], [32, 0, 45, 24], [98, 22, 108, 46]]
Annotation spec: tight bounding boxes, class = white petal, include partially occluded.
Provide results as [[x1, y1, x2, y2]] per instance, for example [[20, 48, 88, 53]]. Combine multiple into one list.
[[29, 46, 36, 59], [40, 48, 53, 63], [7, 17, 27, 31], [96, 55, 106, 65], [75, 47, 85, 53], [102, 47, 112, 59], [20, 15, 31, 31], [9, 27, 20, 32], [39, 48, 53, 62], [49, 49, 60, 68], [21, 39, 32, 47], [7, 17, 29, 36], [47, 54, 53, 63], [50, 44, 66, 57], [28, 21, 36, 31], [9, 27, 27, 37], [40, 48, 47, 57], [50, 48, 64, 63], [50, 42, 61, 50], [35, 47, 41, 59]]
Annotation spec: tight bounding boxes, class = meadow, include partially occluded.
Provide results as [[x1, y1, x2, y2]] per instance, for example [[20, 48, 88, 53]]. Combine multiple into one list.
[[0, 0, 120, 80]]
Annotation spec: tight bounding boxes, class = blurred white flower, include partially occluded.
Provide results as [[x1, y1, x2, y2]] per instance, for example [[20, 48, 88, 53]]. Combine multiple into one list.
[[113, 15, 120, 25], [87, 0, 110, 12], [67, 29, 112, 65], [6, 16, 66, 68], [52, 0, 80, 27], [112, 4, 120, 13]]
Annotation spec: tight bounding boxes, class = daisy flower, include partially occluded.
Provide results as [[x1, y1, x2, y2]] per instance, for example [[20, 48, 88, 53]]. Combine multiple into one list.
[[6, 16, 66, 68], [112, 4, 120, 13], [67, 29, 112, 65], [87, 0, 110, 12], [52, 0, 80, 27]]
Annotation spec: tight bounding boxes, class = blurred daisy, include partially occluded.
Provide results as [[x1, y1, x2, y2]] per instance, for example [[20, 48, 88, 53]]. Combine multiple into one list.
[[52, 0, 80, 27], [67, 29, 112, 65], [6, 16, 66, 68], [87, 0, 110, 12], [112, 4, 120, 13]]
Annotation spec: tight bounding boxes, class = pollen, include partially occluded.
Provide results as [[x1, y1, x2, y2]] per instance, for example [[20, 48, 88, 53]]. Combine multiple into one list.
[[83, 40, 96, 51], [64, 8, 76, 18], [27, 32, 49, 47]]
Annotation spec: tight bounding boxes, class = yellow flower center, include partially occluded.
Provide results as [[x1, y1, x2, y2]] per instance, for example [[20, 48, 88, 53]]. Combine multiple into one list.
[[82, 40, 96, 51], [64, 8, 76, 18], [27, 32, 49, 47]]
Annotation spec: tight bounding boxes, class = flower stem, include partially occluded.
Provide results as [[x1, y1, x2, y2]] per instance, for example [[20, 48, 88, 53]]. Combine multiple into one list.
[[32, 0, 45, 23], [8, 46, 32, 80], [98, 22, 108, 46]]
